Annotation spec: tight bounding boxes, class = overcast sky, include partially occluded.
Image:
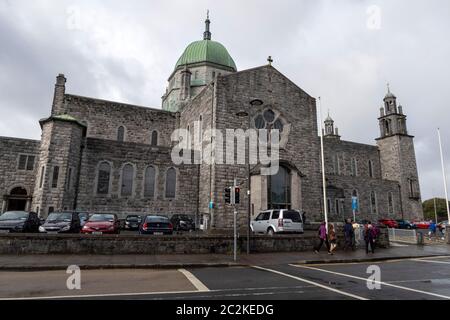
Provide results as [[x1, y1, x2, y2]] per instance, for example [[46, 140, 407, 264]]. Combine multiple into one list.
[[1, 0, 449, 201]]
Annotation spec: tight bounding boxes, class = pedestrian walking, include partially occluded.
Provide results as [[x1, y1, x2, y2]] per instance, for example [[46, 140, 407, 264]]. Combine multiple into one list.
[[314, 222, 329, 253], [364, 222, 376, 254], [301, 211, 306, 225], [428, 221, 437, 240], [343, 219, 354, 251], [328, 224, 337, 255]]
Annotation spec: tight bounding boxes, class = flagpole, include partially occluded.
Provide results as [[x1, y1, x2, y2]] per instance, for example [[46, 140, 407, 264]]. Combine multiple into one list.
[[318, 97, 329, 232], [437, 128, 450, 222]]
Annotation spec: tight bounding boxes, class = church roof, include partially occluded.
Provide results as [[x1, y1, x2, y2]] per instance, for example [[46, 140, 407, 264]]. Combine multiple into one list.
[[174, 14, 236, 71], [175, 40, 237, 71]]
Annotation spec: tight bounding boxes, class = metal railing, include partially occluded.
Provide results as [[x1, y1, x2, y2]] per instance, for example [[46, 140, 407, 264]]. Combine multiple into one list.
[[388, 228, 418, 244]]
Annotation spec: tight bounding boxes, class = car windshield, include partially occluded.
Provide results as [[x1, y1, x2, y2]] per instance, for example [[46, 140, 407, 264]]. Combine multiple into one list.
[[0, 211, 29, 221], [47, 212, 72, 222], [89, 214, 115, 222], [179, 215, 191, 221], [78, 213, 89, 220], [146, 216, 169, 223], [283, 211, 301, 222]]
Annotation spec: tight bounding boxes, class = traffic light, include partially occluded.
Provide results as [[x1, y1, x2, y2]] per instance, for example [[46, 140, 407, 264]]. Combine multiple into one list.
[[225, 187, 231, 204], [234, 187, 240, 204]]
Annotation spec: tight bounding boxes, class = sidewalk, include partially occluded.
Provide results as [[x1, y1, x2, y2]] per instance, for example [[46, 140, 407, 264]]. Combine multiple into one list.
[[0, 244, 449, 271]]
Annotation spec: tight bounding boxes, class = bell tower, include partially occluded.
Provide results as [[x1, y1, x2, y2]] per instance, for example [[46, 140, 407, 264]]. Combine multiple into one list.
[[376, 85, 423, 220]]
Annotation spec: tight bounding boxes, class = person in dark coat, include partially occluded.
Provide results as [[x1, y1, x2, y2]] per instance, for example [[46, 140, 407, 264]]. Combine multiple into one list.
[[364, 222, 376, 254], [343, 219, 354, 251]]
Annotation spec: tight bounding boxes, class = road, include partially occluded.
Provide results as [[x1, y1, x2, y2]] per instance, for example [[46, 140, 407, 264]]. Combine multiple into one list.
[[1, 256, 450, 300]]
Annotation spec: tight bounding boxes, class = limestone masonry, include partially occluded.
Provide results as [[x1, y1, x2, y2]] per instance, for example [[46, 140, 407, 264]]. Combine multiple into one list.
[[0, 17, 423, 231]]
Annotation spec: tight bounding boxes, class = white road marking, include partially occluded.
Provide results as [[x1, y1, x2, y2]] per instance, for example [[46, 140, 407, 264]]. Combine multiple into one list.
[[178, 269, 210, 292], [252, 266, 368, 300], [0, 290, 201, 301], [411, 259, 450, 265], [290, 264, 450, 300]]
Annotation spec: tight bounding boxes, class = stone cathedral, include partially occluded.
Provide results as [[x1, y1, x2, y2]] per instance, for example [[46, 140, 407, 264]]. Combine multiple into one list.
[[0, 17, 423, 230]]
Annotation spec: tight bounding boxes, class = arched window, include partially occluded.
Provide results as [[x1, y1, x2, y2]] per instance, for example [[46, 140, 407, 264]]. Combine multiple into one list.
[[121, 164, 134, 197], [151, 131, 158, 146], [117, 126, 125, 142], [97, 162, 111, 195], [351, 158, 358, 176], [268, 166, 291, 209], [199, 115, 203, 142], [388, 192, 394, 214], [370, 191, 377, 214], [165, 168, 177, 199], [144, 166, 156, 198], [10, 187, 27, 196], [368, 160, 374, 178]]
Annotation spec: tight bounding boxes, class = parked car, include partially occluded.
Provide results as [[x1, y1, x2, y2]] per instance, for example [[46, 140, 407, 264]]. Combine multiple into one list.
[[77, 212, 90, 228], [413, 221, 431, 229], [139, 215, 173, 235], [0, 211, 40, 233], [395, 219, 416, 229], [124, 215, 143, 230], [378, 219, 399, 228], [39, 212, 81, 234], [171, 214, 195, 231], [81, 213, 121, 235], [251, 209, 304, 235]]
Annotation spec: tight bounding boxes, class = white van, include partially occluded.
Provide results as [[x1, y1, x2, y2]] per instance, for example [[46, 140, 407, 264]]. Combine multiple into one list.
[[251, 209, 304, 235]]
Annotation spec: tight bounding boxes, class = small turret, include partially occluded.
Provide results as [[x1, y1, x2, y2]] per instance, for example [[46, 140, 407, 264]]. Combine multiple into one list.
[[180, 65, 192, 101]]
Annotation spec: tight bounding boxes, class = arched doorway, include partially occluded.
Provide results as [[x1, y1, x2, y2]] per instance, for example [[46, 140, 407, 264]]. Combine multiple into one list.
[[268, 166, 291, 209], [6, 187, 28, 211]]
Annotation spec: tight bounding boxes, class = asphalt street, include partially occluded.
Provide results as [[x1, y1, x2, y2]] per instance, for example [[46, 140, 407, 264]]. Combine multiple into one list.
[[1, 256, 450, 300]]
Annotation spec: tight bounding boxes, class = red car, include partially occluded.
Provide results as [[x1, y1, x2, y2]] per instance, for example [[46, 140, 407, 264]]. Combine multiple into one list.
[[412, 221, 431, 230], [81, 213, 121, 235], [378, 219, 399, 228]]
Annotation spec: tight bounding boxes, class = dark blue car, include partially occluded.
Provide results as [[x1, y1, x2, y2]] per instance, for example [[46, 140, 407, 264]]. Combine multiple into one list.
[[139, 215, 173, 235]]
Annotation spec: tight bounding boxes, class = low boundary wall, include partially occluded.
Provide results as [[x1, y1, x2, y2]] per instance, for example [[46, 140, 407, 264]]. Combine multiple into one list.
[[0, 228, 389, 255]]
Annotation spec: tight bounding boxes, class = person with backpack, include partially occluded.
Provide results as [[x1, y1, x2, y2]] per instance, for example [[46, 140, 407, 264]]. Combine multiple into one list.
[[364, 222, 376, 254], [328, 224, 337, 255], [314, 221, 329, 253]]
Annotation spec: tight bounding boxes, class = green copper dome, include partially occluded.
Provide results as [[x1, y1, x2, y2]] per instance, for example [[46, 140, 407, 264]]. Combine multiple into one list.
[[175, 39, 237, 71]]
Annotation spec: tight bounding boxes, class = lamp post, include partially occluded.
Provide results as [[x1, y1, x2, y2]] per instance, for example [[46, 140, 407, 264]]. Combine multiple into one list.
[[237, 99, 262, 255]]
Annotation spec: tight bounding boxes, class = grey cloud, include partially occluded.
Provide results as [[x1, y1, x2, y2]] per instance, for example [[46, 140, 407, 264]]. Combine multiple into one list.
[[1, 0, 450, 200]]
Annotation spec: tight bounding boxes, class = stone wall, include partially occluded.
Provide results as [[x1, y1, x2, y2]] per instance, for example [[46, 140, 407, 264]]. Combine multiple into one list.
[[0, 137, 40, 213], [76, 138, 199, 219], [0, 228, 389, 255], [31, 119, 85, 216], [212, 65, 323, 229], [377, 135, 423, 220], [63, 94, 177, 147]]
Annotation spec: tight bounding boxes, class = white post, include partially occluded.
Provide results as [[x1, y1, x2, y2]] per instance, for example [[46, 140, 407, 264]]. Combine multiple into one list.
[[233, 178, 237, 262], [437, 128, 450, 222], [318, 97, 329, 233]]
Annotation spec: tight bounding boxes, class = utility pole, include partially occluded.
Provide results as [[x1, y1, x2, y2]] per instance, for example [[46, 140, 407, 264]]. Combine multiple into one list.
[[318, 97, 329, 232]]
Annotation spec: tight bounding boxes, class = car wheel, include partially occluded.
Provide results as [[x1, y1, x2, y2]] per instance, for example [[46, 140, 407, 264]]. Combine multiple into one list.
[[267, 228, 274, 236]]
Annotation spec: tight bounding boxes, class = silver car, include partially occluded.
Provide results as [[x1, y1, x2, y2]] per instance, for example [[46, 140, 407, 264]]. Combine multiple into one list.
[[251, 209, 304, 235]]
